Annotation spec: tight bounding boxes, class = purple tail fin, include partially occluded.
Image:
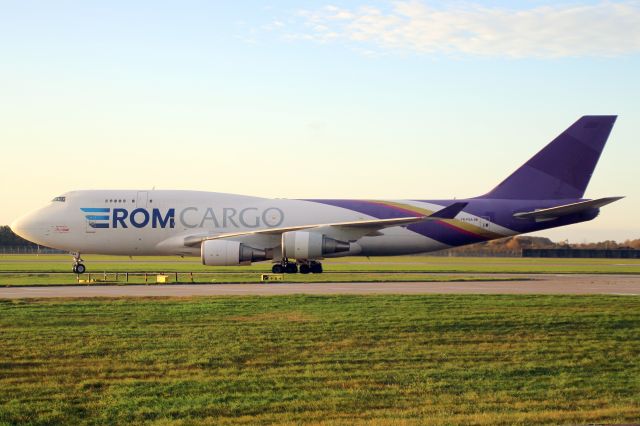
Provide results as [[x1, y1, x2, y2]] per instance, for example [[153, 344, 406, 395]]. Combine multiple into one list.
[[482, 115, 617, 200]]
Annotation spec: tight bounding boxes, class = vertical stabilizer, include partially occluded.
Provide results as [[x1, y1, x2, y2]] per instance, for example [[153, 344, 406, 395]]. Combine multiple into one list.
[[482, 115, 616, 199]]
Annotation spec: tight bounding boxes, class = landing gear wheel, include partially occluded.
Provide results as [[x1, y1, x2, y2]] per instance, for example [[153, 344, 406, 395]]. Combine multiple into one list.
[[272, 264, 284, 274], [71, 252, 85, 274], [285, 263, 298, 274], [299, 264, 311, 274], [310, 262, 323, 274]]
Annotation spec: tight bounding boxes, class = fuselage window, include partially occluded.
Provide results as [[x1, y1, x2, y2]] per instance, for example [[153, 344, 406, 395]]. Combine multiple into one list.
[[52, 196, 66, 202]]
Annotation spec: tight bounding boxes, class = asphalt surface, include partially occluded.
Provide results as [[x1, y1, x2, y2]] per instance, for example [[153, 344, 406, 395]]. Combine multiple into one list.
[[1, 274, 639, 298]]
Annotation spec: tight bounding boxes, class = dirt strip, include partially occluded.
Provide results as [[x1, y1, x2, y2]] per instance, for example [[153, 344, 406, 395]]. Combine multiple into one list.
[[1, 274, 639, 298]]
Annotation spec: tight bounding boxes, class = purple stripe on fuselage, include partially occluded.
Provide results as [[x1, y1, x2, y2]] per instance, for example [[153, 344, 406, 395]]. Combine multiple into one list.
[[407, 221, 487, 246], [304, 199, 489, 246], [303, 198, 598, 248]]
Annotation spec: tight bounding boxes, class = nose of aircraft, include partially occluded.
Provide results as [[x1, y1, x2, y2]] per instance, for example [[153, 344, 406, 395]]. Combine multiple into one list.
[[10, 216, 27, 239], [10, 211, 44, 244]]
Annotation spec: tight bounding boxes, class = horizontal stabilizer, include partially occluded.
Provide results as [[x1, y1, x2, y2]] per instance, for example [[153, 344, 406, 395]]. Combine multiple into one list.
[[513, 196, 623, 220]]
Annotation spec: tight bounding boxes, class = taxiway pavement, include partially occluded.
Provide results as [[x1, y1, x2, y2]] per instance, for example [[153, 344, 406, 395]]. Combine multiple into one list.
[[1, 274, 639, 298]]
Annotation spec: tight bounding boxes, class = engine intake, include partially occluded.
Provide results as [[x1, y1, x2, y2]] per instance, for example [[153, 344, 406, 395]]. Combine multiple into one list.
[[282, 231, 350, 260], [201, 240, 267, 266]]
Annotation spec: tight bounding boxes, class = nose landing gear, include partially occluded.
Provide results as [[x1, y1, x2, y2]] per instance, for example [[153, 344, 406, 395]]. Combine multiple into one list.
[[71, 253, 86, 274]]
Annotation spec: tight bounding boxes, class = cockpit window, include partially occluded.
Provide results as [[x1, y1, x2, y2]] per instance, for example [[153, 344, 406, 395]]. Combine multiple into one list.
[[52, 196, 66, 202]]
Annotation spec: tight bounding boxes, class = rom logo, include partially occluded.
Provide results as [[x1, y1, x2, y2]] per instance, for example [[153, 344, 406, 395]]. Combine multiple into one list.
[[112, 208, 175, 229]]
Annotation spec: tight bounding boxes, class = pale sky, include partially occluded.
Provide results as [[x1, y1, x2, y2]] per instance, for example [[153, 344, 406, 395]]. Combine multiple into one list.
[[1, 1, 639, 242]]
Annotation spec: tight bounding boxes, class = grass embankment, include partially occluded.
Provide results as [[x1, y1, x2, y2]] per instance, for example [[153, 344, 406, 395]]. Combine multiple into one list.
[[0, 295, 638, 425]]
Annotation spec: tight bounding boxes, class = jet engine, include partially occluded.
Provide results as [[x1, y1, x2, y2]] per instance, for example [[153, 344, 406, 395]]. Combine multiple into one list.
[[282, 231, 350, 260], [201, 240, 267, 266]]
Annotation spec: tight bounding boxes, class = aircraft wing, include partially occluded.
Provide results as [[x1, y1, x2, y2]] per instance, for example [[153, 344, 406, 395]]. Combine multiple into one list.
[[182, 202, 468, 247], [513, 196, 623, 220]]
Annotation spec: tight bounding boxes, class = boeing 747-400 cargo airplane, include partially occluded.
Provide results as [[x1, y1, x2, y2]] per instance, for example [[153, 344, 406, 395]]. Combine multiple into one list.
[[11, 116, 622, 274]]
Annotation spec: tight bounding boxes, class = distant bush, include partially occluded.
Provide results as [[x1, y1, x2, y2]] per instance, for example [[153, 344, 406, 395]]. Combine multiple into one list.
[[0, 226, 37, 246], [431, 235, 640, 257]]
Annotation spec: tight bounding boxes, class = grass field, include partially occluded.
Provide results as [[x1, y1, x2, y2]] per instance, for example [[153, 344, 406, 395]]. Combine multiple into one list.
[[0, 255, 639, 287], [0, 272, 525, 286], [0, 295, 638, 425], [2, 254, 640, 274]]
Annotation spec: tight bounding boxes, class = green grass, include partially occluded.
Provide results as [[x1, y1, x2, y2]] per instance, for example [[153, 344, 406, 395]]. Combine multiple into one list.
[[1, 254, 640, 275], [1, 254, 638, 286], [0, 295, 638, 425], [0, 272, 524, 286]]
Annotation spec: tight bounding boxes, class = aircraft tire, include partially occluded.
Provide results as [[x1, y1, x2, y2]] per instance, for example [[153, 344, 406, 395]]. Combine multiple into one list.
[[272, 264, 284, 274], [310, 263, 323, 274], [299, 264, 310, 274], [75, 264, 86, 274], [285, 263, 298, 274]]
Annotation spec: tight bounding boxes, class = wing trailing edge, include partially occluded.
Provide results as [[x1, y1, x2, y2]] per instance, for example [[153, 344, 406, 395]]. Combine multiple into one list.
[[181, 202, 468, 247]]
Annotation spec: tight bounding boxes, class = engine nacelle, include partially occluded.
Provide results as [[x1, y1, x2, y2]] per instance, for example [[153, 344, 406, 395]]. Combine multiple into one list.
[[282, 231, 350, 260], [201, 240, 267, 266]]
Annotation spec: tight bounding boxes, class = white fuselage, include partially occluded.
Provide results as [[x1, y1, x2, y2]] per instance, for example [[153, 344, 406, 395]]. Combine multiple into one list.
[[11, 190, 514, 258]]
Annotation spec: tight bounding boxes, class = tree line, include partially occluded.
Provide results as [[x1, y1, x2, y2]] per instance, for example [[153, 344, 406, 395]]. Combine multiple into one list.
[[1, 225, 638, 254], [432, 235, 640, 256], [0, 226, 36, 246]]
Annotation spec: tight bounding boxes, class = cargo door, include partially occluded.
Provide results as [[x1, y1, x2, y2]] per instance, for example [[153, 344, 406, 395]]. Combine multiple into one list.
[[136, 191, 148, 208], [134, 191, 149, 252]]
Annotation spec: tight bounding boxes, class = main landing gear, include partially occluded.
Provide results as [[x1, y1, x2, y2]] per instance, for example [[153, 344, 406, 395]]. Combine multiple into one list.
[[271, 262, 297, 274], [272, 260, 323, 274], [71, 253, 86, 274]]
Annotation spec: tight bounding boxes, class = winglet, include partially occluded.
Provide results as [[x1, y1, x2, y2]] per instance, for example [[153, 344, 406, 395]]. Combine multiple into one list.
[[429, 202, 468, 219]]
